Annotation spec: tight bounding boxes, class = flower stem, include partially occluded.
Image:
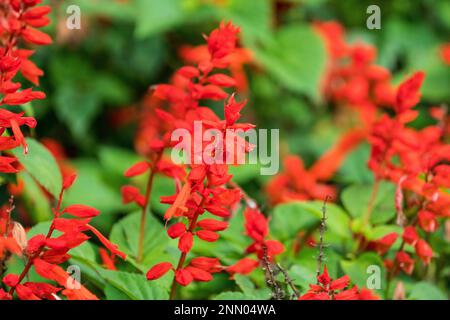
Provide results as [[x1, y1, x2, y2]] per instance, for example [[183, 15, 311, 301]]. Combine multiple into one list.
[[363, 178, 380, 227], [136, 153, 161, 264], [316, 196, 330, 282], [169, 195, 207, 300]]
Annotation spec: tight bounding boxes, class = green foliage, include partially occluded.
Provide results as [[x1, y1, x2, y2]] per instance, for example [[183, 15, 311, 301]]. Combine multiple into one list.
[[12, 138, 62, 198], [254, 24, 327, 101], [109, 212, 174, 271], [342, 181, 396, 225], [103, 270, 169, 300], [408, 282, 447, 300]]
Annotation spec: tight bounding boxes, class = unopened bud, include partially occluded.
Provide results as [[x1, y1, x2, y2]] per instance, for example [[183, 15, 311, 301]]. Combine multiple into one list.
[[11, 222, 28, 251]]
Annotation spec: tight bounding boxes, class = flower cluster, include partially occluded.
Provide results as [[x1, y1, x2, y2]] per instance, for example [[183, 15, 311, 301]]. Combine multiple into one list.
[[367, 71, 450, 275], [0, 0, 52, 172], [266, 128, 365, 205], [314, 21, 395, 127], [1, 175, 126, 300], [226, 207, 284, 275], [267, 20, 448, 298], [298, 266, 378, 300], [120, 22, 257, 296]]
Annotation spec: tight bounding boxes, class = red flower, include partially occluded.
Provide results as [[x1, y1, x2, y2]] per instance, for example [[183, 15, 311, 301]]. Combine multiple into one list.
[[175, 269, 194, 286], [185, 266, 213, 282], [395, 71, 425, 114], [373, 233, 398, 255], [146, 262, 173, 280], [418, 210, 438, 233], [298, 265, 378, 300], [226, 258, 259, 275], [396, 251, 414, 275], [167, 222, 187, 239], [197, 219, 228, 231], [189, 257, 222, 273], [121, 185, 145, 207], [178, 232, 194, 253], [415, 239, 433, 265], [402, 226, 419, 246], [62, 204, 100, 218], [196, 230, 219, 242], [124, 161, 150, 177]]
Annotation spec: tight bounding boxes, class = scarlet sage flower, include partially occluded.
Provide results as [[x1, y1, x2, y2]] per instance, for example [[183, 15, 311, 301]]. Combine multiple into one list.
[[2, 175, 126, 300], [139, 22, 261, 298], [0, 0, 52, 166], [298, 266, 378, 300], [365, 69, 449, 275]]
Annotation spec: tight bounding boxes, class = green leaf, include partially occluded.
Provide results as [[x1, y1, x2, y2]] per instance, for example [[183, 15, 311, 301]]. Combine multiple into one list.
[[336, 143, 373, 185], [254, 24, 326, 100], [109, 212, 171, 269], [234, 274, 255, 295], [98, 146, 141, 177], [408, 282, 447, 300], [340, 253, 385, 289], [365, 225, 402, 241], [213, 291, 247, 300], [19, 172, 52, 222], [12, 138, 62, 198], [219, 0, 272, 46], [135, 0, 185, 38], [271, 202, 318, 241], [62, 160, 123, 215], [288, 265, 317, 291], [102, 270, 169, 300], [272, 201, 352, 240], [342, 181, 396, 225], [213, 289, 270, 300]]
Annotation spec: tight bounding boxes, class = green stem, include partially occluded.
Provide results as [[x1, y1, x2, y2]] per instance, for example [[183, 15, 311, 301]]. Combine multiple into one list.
[[136, 153, 161, 264], [363, 178, 380, 227]]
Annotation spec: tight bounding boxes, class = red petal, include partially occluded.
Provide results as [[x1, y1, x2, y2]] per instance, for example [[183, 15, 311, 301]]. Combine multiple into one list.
[[146, 262, 173, 280]]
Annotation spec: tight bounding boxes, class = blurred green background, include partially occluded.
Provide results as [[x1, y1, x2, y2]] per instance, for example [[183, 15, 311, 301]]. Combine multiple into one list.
[[3, 0, 449, 300]]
